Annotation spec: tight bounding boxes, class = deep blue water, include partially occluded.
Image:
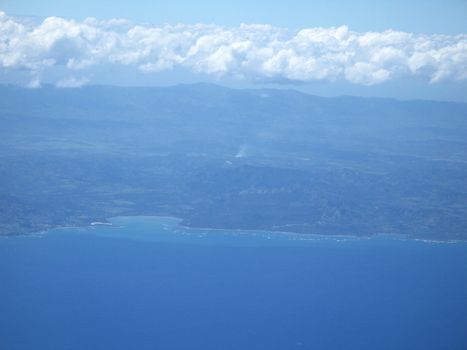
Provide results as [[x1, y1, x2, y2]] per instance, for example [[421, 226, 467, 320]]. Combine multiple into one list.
[[1, 216, 467, 350]]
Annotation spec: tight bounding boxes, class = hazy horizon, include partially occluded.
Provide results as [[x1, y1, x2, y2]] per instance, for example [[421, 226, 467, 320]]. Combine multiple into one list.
[[3, 80, 467, 104], [1, 2, 466, 102]]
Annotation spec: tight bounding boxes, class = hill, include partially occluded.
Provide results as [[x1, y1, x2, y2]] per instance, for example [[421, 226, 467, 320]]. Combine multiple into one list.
[[1, 84, 467, 240]]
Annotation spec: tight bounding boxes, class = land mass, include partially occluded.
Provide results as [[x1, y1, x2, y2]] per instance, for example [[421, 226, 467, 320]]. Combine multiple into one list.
[[1, 83, 467, 240]]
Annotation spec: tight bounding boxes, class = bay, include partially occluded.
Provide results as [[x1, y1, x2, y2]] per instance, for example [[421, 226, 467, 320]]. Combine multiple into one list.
[[1, 216, 466, 350]]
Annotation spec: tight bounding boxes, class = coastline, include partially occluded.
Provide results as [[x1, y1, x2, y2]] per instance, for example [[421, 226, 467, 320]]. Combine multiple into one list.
[[2, 214, 463, 245], [167, 217, 467, 245], [115, 215, 467, 244]]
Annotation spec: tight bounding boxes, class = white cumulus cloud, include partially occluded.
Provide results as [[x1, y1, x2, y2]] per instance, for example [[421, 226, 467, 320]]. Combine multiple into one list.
[[0, 11, 466, 86]]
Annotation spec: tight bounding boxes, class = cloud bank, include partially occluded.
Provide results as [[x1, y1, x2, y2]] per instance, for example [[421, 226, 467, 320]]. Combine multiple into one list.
[[1, 11, 466, 87]]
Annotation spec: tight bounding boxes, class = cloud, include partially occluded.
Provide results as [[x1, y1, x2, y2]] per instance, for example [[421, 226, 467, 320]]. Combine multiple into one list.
[[56, 75, 89, 88], [26, 77, 41, 89], [0, 11, 466, 86]]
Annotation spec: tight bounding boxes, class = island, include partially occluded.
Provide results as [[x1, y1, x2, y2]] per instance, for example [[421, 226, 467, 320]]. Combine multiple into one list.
[[1, 83, 466, 241]]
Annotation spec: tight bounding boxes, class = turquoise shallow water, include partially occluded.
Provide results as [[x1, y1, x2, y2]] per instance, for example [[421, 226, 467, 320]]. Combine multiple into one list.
[[1, 216, 467, 350]]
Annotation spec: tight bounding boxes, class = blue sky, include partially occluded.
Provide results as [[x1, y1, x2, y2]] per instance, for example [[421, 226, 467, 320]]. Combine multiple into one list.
[[3, 0, 467, 34], [1, 0, 466, 101]]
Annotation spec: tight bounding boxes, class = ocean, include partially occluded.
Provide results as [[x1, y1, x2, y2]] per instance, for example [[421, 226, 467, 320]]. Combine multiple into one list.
[[1, 216, 466, 350]]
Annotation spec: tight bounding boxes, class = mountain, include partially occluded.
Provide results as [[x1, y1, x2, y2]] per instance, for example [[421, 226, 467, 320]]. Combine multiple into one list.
[[1, 83, 467, 240]]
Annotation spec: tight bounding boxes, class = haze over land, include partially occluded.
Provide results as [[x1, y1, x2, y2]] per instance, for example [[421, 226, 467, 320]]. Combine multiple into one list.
[[1, 84, 466, 240], [1, 3, 466, 241]]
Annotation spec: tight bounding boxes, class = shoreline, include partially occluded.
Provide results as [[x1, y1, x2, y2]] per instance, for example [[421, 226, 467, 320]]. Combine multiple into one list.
[[2, 215, 466, 244]]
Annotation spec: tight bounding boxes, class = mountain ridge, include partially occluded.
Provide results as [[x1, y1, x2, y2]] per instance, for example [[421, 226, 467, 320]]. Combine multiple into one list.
[[1, 84, 466, 240]]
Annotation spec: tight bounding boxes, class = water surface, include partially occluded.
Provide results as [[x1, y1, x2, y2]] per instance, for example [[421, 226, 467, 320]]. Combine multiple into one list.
[[1, 216, 466, 350]]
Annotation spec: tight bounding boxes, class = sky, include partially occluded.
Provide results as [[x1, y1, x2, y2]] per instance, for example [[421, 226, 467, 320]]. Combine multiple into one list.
[[1, 0, 466, 101]]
